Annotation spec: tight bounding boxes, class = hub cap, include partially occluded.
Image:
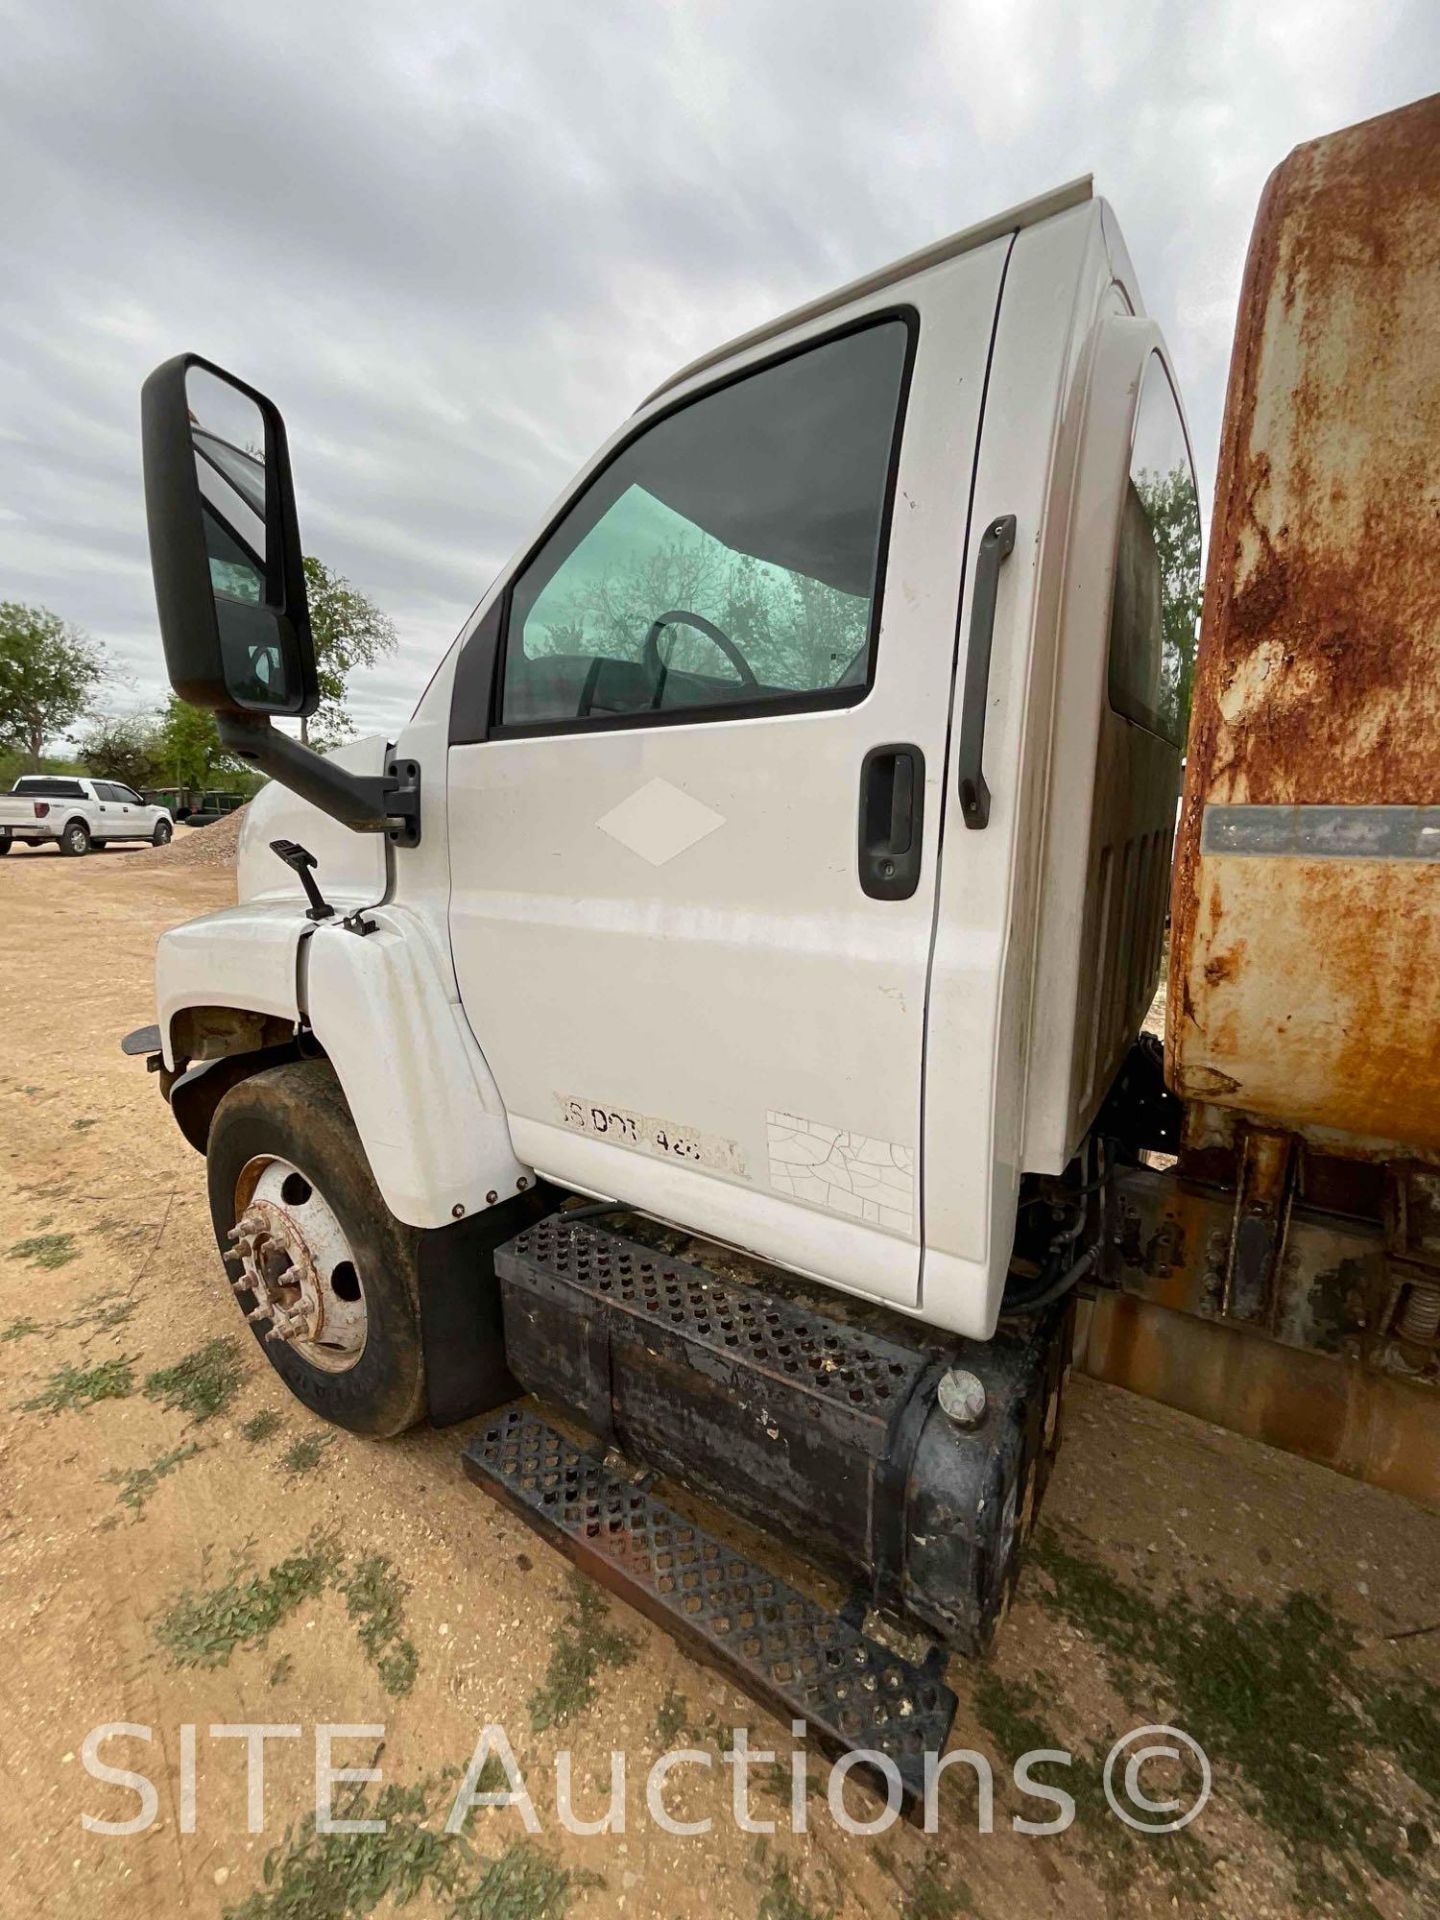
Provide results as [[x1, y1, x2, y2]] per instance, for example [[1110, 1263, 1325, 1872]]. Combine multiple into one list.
[[228, 1156, 367, 1371]]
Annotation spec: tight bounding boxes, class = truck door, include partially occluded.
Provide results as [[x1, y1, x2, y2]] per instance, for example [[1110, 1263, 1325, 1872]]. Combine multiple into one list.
[[447, 244, 1011, 1312]]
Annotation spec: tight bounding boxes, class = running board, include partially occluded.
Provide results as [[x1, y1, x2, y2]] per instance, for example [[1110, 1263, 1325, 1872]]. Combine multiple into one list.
[[461, 1404, 957, 1803]]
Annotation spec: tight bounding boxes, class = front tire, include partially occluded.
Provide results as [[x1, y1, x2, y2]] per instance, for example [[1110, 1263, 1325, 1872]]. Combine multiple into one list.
[[152, 820, 173, 846], [0, 835, 10, 855], [60, 820, 90, 856], [206, 1060, 427, 1436]]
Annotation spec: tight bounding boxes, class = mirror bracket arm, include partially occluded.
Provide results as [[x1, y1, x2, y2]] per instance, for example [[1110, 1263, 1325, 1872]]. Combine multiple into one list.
[[217, 715, 422, 849]]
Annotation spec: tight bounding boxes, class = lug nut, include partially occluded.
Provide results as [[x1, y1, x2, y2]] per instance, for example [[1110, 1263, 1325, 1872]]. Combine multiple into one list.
[[937, 1366, 987, 1429]]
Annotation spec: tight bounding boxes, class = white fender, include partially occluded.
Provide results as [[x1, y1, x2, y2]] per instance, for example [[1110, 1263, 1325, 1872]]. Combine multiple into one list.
[[302, 904, 531, 1227], [156, 901, 308, 1070]]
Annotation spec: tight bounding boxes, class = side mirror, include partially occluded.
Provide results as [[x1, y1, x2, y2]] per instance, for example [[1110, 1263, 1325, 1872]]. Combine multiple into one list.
[[141, 355, 319, 719]]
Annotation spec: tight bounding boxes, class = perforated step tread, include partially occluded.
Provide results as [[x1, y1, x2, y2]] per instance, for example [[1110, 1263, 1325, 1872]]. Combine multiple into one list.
[[461, 1404, 956, 1801], [495, 1215, 928, 1435]]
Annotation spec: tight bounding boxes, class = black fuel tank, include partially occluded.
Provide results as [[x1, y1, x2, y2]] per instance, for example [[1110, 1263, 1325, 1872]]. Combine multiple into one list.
[[494, 1215, 1071, 1654]]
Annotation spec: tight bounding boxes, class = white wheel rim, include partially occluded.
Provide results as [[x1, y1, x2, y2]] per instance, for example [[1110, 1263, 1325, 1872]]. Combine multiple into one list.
[[229, 1155, 367, 1371]]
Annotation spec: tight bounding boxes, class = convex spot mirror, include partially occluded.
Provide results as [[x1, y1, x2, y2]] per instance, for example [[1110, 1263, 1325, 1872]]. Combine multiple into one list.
[[141, 354, 318, 719]]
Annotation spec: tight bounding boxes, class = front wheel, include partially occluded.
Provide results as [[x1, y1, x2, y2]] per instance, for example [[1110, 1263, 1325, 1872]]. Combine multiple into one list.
[[60, 820, 90, 856], [152, 819, 173, 846], [206, 1060, 427, 1436], [0, 835, 10, 855]]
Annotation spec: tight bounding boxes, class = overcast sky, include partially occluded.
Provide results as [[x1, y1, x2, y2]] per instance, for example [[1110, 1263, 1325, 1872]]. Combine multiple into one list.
[[2, 0, 1435, 739]]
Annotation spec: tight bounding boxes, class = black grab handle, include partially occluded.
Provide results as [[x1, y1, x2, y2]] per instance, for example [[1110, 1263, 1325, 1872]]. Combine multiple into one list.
[[956, 513, 1016, 830]]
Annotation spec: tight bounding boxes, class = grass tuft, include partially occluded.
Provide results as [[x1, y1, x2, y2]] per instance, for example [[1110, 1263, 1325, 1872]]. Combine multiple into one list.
[[225, 1778, 467, 1920], [1, 1316, 42, 1343], [70, 1290, 139, 1332], [340, 1553, 420, 1697], [155, 1534, 339, 1668], [241, 1409, 284, 1444], [1029, 1524, 1440, 1906], [280, 1432, 334, 1477], [107, 1441, 203, 1512], [450, 1841, 604, 1919], [9, 1232, 78, 1269], [528, 1574, 635, 1733], [221, 1774, 600, 1920], [653, 1686, 688, 1747], [757, 1860, 829, 1920], [143, 1336, 246, 1422], [21, 1354, 136, 1414]]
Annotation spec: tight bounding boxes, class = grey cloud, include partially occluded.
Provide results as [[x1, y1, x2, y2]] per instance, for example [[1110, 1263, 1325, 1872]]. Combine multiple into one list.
[[1, 0, 1436, 739]]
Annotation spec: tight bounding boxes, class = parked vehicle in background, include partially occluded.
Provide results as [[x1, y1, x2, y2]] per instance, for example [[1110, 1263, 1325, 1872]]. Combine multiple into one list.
[[0, 775, 174, 854], [142, 784, 248, 826]]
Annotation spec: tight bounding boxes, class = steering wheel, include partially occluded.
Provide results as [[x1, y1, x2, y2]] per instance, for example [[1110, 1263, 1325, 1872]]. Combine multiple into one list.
[[641, 610, 757, 700]]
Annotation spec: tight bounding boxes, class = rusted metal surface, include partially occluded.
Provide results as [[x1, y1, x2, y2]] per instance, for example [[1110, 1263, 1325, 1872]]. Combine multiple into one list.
[[1226, 1127, 1296, 1323], [1077, 1291, 1440, 1510], [1107, 1163, 1416, 1363], [1167, 95, 1440, 1154]]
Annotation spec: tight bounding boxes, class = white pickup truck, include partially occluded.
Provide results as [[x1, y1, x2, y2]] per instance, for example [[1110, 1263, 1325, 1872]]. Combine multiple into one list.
[[0, 775, 175, 855]]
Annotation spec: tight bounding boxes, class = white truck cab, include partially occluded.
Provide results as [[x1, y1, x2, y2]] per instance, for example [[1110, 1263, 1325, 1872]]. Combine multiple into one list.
[[149, 178, 1197, 1336], [132, 175, 1201, 1773]]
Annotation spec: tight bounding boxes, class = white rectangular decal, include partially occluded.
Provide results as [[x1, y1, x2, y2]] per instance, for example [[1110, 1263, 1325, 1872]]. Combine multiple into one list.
[[766, 1109, 915, 1232], [555, 1095, 748, 1177]]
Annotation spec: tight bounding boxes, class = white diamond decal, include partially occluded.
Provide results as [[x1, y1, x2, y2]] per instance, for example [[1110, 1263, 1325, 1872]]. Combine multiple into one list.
[[595, 778, 726, 866]]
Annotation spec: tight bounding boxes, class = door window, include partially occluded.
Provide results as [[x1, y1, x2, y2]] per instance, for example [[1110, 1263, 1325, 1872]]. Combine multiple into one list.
[[500, 318, 913, 729], [1107, 354, 1202, 746]]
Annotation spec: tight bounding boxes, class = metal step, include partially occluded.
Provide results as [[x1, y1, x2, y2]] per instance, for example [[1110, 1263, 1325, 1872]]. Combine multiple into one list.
[[461, 1403, 957, 1803]]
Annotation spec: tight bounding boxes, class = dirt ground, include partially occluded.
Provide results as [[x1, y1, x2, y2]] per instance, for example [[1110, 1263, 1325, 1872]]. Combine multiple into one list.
[[1, 839, 1436, 1920]]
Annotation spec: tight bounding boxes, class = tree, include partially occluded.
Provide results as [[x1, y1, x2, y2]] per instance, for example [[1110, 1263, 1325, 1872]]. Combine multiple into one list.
[[78, 715, 164, 791], [1136, 464, 1204, 742], [301, 557, 398, 746], [531, 536, 869, 694], [154, 695, 231, 791], [0, 602, 104, 767]]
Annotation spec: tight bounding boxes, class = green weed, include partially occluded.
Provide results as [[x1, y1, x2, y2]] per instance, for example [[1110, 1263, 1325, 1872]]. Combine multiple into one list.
[[450, 1842, 604, 1919], [528, 1575, 635, 1732], [222, 1774, 600, 1920], [8, 1232, 78, 1269], [107, 1441, 203, 1512], [757, 1860, 829, 1920], [653, 1686, 688, 1746], [280, 1432, 334, 1477], [155, 1534, 339, 1668], [225, 1778, 466, 1920], [340, 1553, 419, 1697], [21, 1354, 136, 1414], [1028, 1524, 1440, 1907], [143, 1336, 246, 1422]]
